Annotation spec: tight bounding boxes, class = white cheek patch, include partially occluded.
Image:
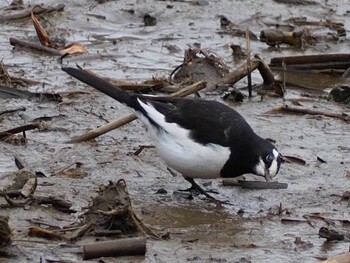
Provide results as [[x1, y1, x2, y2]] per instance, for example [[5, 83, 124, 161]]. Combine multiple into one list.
[[253, 157, 265, 176], [268, 159, 278, 177], [268, 149, 280, 177]]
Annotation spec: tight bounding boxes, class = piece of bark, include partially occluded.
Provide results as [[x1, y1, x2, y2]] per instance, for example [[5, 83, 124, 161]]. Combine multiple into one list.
[[83, 237, 146, 260], [10, 37, 62, 56], [68, 80, 207, 143]]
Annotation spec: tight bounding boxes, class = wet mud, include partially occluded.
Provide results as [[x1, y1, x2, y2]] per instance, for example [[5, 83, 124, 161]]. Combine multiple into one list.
[[0, 0, 350, 262]]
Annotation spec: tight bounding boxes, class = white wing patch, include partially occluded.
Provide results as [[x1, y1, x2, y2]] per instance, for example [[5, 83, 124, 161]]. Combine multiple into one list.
[[136, 99, 231, 179]]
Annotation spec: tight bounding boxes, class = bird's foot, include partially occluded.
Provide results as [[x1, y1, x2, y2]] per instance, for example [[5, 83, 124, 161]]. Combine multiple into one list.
[[178, 185, 219, 194], [182, 177, 231, 205]]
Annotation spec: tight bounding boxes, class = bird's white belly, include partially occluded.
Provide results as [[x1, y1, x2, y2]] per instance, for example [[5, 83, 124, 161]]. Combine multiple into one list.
[[154, 131, 230, 179]]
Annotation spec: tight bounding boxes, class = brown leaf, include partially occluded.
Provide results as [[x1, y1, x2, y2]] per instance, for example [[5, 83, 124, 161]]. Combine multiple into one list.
[[31, 6, 50, 46], [60, 42, 87, 55]]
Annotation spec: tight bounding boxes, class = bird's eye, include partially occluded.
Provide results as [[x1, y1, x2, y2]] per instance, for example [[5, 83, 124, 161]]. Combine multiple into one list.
[[266, 154, 274, 162]]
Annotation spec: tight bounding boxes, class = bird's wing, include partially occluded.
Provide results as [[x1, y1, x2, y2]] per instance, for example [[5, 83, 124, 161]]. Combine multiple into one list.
[[138, 97, 255, 147]]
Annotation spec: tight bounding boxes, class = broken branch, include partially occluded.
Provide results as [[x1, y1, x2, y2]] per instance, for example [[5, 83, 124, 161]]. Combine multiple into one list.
[[266, 105, 350, 122], [10, 37, 62, 56]]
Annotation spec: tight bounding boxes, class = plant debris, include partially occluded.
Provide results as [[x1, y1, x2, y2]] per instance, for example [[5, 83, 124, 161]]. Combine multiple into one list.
[[82, 179, 161, 239]]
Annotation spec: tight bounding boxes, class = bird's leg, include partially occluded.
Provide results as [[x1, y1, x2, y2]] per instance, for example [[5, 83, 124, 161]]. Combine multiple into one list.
[[180, 177, 218, 194], [182, 177, 230, 205]]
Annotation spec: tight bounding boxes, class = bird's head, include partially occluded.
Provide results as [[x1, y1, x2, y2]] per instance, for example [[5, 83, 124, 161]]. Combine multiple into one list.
[[253, 147, 281, 182]]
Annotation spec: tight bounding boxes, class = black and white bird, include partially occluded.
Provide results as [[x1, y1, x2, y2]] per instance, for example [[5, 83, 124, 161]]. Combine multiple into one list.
[[62, 67, 282, 202]]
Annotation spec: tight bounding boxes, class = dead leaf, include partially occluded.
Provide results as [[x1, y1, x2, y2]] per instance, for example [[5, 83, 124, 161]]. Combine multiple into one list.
[[31, 6, 50, 46], [60, 42, 87, 55], [282, 155, 307, 165]]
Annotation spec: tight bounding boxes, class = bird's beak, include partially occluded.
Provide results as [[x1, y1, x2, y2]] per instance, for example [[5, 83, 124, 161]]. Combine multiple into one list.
[[264, 169, 272, 182]]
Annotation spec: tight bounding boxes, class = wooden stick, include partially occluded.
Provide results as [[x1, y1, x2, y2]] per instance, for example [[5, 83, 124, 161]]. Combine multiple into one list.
[[0, 4, 65, 22], [276, 62, 350, 71], [68, 81, 207, 143], [68, 114, 137, 143], [255, 55, 275, 85], [0, 107, 26, 117], [0, 123, 41, 139], [83, 237, 146, 260], [270, 54, 350, 66], [10, 37, 62, 56], [217, 59, 260, 86], [245, 27, 252, 97], [267, 105, 350, 122]]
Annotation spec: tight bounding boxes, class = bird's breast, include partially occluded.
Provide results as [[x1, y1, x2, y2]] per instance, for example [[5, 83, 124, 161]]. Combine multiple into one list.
[[153, 128, 231, 179]]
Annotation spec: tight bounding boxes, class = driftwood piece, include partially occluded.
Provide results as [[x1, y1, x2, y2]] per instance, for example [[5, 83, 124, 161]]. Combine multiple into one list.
[[10, 37, 62, 56], [0, 107, 26, 117], [35, 196, 73, 213], [259, 28, 316, 47], [266, 105, 350, 122], [255, 55, 275, 85], [68, 80, 207, 143], [0, 122, 45, 140], [271, 54, 350, 66], [0, 84, 61, 101], [0, 4, 65, 22], [222, 179, 288, 189], [83, 237, 146, 260], [217, 59, 260, 87], [217, 56, 276, 89], [28, 223, 93, 242]]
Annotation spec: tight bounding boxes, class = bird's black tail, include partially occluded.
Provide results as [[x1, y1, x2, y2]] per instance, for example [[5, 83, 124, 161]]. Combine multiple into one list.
[[62, 67, 134, 107]]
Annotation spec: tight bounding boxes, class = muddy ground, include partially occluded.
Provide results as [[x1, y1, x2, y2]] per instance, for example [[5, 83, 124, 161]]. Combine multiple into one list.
[[0, 0, 350, 262]]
